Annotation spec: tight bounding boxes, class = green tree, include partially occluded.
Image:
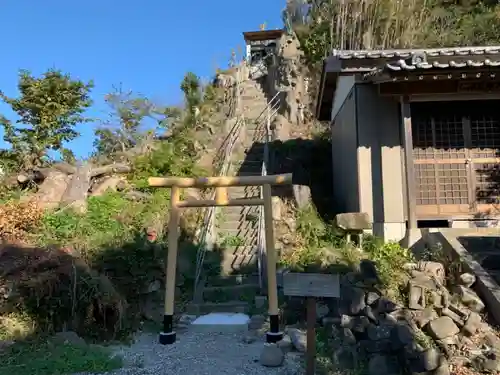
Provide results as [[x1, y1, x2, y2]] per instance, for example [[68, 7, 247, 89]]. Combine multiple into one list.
[[180, 72, 201, 124], [93, 88, 155, 158], [293, 0, 500, 67], [0, 69, 93, 169]]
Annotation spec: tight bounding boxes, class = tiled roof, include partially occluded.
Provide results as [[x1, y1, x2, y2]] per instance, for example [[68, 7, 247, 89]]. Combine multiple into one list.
[[332, 46, 500, 72], [386, 57, 500, 71], [333, 46, 500, 60]]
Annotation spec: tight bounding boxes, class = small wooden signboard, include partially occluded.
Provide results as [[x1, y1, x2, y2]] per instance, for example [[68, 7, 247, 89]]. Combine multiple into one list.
[[283, 272, 340, 375]]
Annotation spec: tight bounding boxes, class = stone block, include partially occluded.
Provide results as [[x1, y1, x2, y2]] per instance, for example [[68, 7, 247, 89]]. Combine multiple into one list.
[[336, 212, 372, 231]]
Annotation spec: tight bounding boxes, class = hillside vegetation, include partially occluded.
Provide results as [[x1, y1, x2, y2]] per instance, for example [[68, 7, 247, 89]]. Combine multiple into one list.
[[0, 2, 499, 373], [0, 66, 230, 349]]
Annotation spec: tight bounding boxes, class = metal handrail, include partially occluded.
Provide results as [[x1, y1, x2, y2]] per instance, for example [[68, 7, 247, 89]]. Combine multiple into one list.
[[193, 65, 281, 296], [193, 64, 244, 300], [254, 92, 281, 290]]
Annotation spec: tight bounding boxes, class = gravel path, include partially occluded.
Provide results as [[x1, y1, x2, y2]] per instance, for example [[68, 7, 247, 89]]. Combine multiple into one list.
[[82, 330, 303, 375]]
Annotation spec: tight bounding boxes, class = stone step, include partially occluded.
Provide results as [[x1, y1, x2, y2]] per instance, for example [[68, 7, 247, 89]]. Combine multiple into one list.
[[228, 186, 261, 194], [240, 85, 264, 93], [220, 212, 260, 224], [219, 259, 258, 276], [217, 239, 258, 250], [241, 95, 266, 101], [218, 206, 259, 216], [240, 151, 264, 158], [217, 236, 257, 247], [217, 227, 258, 240], [217, 230, 257, 240], [221, 245, 257, 255], [189, 312, 251, 334], [227, 194, 260, 201], [245, 143, 265, 151], [217, 220, 258, 231], [237, 155, 263, 164], [200, 246, 257, 271], [244, 108, 267, 117], [206, 273, 260, 287], [245, 128, 266, 134], [203, 283, 260, 302], [186, 300, 249, 315]]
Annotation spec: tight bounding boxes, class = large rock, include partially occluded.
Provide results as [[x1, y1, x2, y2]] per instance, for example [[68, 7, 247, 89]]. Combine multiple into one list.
[[342, 286, 366, 315], [359, 259, 380, 284], [333, 346, 358, 370], [341, 328, 356, 345], [463, 311, 482, 337], [336, 212, 372, 231], [419, 348, 442, 371], [277, 335, 293, 353], [366, 291, 381, 306], [287, 327, 307, 352], [367, 324, 392, 341], [260, 343, 284, 367], [292, 184, 311, 209], [408, 348, 442, 373], [455, 285, 485, 313], [390, 323, 414, 350], [351, 316, 370, 334], [270, 114, 291, 141], [271, 196, 282, 220], [458, 273, 476, 288], [428, 317, 459, 340], [368, 354, 401, 375], [414, 307, 438, 329]]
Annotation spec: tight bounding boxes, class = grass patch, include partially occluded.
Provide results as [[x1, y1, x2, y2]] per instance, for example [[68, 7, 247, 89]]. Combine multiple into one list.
[[281, 204, 413, 301], [0, 339, 122, 375]]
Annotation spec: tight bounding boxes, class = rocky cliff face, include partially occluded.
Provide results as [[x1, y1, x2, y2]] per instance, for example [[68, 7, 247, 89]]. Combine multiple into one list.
[[262, 32, 314, 142]]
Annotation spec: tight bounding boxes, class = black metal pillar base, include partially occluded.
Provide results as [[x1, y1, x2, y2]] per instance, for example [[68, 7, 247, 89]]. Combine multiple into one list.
[[266, 314, 283, 343], [159, 331, 176, 345], [159, 314, 176, 345]]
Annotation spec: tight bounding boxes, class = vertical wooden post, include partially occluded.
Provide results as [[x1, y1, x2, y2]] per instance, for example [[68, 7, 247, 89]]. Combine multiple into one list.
[[306, 297, 317, 375], [400, 96, 417, 229], [159, 186, 181, 345], [262, 183, 283, 343], [215, 187, 229, 205]]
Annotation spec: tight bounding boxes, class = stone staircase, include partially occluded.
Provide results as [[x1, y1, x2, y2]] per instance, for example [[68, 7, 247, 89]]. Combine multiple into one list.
[[188, 79, 269, 316]]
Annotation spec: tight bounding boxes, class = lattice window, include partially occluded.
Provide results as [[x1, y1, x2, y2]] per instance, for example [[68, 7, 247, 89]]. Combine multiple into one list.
[[415, 164, 437, 205], [412, 117, 434, 160], [437, 164, 468, 205], [433, 115, 466, 160], [412, 114, 466, 160], [470, 114, 500, 159], [475, 163, 500, 204]]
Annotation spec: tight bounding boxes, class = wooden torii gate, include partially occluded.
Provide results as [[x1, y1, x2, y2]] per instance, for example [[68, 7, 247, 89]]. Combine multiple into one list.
[[148, 173, 293, 345]]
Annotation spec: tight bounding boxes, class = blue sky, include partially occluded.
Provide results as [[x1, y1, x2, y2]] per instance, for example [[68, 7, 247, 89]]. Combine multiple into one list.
[[0, 0, 284, 158]]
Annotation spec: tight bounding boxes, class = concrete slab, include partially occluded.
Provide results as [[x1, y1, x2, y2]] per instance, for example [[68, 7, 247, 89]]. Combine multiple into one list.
[[190, 312, 250, 333]]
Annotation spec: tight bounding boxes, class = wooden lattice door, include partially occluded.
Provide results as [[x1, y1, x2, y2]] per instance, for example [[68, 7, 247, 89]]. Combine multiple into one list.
[[412, 100, 500, 219], [469, 101, 500, 215]]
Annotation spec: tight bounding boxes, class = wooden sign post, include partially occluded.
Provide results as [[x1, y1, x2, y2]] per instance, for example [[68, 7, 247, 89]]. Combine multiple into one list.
[[148, 173, 292, 345], [283, 272, 340, 375]]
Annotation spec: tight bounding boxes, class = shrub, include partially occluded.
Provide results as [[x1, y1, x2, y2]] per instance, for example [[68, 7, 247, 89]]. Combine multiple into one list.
[[362, 235, 414, 299], [0, 201, 43, 242]]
